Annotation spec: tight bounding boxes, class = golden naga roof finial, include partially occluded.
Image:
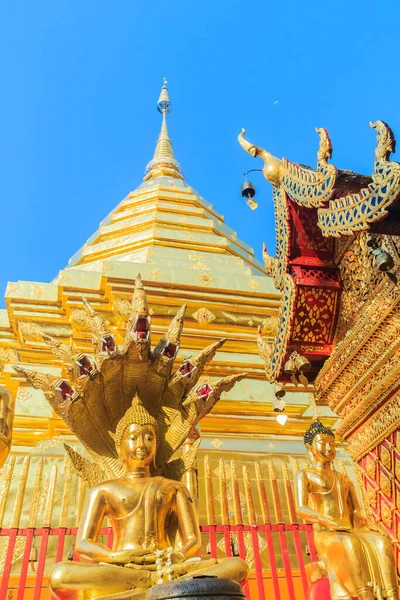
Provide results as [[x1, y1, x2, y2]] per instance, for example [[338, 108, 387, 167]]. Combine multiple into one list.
[[370, 120, 395, 162], [238, 128, 282, 186], [315, 127, 333, 163], [144, 79, 183, 181]]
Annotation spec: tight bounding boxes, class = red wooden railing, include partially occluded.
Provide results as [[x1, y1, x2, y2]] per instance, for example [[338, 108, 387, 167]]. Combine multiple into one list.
[[0, 523, 318, 600]]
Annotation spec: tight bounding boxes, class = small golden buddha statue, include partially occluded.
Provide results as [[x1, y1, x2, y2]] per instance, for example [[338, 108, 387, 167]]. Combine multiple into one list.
[[295, 421, 399, 600], [49, 398, 248, 599], [0, 387, 14, 467]]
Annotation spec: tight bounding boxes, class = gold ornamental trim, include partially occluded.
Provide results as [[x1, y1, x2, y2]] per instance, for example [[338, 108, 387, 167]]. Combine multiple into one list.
[[348, 390, 400, 461], [315, 265, 400, 398], [238, 127, 337, 207], [319, 122, 400, 237], [324, 308, 400, 416]]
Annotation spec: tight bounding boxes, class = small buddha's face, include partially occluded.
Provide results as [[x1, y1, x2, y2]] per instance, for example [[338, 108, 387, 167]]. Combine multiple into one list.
[[308, 433, 336, 463], [119, 423, 157, 467]]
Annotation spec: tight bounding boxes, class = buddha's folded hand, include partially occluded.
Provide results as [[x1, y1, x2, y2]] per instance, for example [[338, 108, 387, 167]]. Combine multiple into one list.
[[109, 550, 150, 565]]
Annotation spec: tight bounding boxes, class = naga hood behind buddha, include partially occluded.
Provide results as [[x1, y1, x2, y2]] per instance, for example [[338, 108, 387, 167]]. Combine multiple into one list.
[[15, 274, 247, 486]]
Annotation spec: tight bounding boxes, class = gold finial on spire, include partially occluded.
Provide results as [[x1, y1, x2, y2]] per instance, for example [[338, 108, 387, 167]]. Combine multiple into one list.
[[144, 79, 183, 181]]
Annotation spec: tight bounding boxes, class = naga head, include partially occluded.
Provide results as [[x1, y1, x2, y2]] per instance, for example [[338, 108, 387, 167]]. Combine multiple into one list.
[[238, 129, 282, 186]]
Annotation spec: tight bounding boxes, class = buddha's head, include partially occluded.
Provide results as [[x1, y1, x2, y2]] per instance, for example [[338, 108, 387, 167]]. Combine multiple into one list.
[[304, 420, 336, 463], [112, 395, 158, 467]]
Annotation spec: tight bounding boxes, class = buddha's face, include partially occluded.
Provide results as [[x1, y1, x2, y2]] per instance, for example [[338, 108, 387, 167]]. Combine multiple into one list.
[[308, 433, 336, 463], [119, 423, 157, 467]]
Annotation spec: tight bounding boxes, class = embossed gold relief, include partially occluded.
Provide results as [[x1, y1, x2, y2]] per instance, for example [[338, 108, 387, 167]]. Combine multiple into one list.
[[192, 307, 217, 325], [336, 349, 400, 437], [148, 267, 163, 281], [188, 253, 203, 262], [0, 535, 26, 572], [316, 272, 400, 397], [114, 296, 131, 318], [18, 321, 43, 341], [348, 391, 400, 461], [381, 503, 393, 529], [92, 262, 114, 274], [0, 348, 16, 372], [365, 456, 376, 479], [189, 261, 210, 271], [247, 279, 260, 291], [0, 387, 14, 467], [396, 459, 400, 482], [316, 306, 400, 435], [210, 438, 223, 449], [31, 285, 46, 299], [381, 445, 392, 470], [261, 316, 278, 336], [196, 273, 215, 287], [15, 387, 32, 404], [71, 308, 92, 331], [335, 232, 387, 340], [380, 470, 392, 497], [366, 487, 377, 509]]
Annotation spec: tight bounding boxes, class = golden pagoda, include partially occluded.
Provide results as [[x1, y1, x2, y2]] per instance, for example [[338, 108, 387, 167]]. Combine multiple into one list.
[[0, 82, 344, 599]]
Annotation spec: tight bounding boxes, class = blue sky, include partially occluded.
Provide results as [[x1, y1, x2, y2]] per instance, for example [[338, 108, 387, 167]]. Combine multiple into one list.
[[1, 0, 399, 306]]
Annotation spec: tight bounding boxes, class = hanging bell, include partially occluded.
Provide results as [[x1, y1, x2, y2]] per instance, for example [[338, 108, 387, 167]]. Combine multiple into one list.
[[241, 179, 256, 199], [273, 397, 286, 413], [241, 180, 258, 210], [29, 543, 38, 562], [284, 357, 296, 376], [29, 542, 38, 572], [372, 248, 394, 272], [273, 382, 286, 398], [68, 543, 75, 561], [294, 354, 311, 374]]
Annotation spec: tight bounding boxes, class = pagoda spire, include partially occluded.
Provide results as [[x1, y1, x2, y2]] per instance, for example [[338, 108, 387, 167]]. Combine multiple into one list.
[[144, 79, 184, 181]]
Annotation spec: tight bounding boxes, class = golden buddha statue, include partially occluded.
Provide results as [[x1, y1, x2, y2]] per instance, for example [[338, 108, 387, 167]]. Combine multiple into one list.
[[49, 397, 247, 599], [15, 275, 248, 599], [0, 386, 14, 467], [295, 421, 399, 600]]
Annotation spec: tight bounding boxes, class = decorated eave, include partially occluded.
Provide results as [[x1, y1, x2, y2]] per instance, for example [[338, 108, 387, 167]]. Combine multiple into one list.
[[239, 121, 400, 384]]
